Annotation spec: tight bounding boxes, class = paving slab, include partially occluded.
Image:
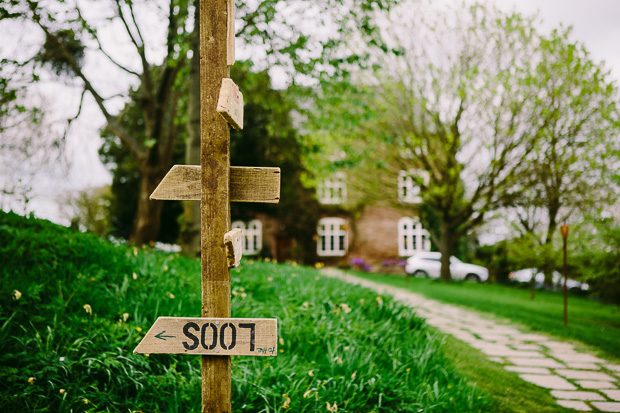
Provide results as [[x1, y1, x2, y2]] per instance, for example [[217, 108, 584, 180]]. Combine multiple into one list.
[[605, 365, 620, 373], [602, 390, 620, 401], [551, 353, 606, 364], [557, 400, 591, 411], [487, 357, 504, 364], [519, 374, 577, 390], [480, 347, 543, 358], [591, 402, 620, 412], [505, 366, 551, 375], [550, 390, 606, 401], [511, 343, 543, 351], [556, 370, 616, 381], [509, 357, 565, 368], [576, 380, 617, 389], [567, 363, 601, 370], [510, 333, 549, 342]]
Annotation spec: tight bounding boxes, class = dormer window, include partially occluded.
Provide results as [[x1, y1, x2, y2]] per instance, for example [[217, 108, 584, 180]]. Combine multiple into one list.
[[398, 170, 427, 204], [318, 172, 346, 205]]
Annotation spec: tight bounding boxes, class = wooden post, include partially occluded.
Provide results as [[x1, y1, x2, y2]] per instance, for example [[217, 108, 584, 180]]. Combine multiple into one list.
[[200, 0, 231, 411]]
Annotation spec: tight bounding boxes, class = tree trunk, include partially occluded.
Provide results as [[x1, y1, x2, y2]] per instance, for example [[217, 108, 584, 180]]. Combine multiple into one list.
[[179, 6, 202, 257], [130, 163, 165, 245], [439, 217, 453, 282]]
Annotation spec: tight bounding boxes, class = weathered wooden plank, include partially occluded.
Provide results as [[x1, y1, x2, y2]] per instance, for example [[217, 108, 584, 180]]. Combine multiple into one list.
[[200, 0, 232, 408], [223, 228, 243, 268], [226, 0, 235, 66], [150, 165, 280, 203], [216, 78, 243, 130], [134, 317, 278, 356]]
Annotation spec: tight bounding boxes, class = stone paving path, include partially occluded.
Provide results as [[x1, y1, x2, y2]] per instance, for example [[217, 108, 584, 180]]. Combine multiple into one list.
[[322, 269, 620, 412]]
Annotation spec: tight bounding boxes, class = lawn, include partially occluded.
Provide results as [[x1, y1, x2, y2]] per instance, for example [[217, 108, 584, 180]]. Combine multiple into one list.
[[1, 211, 492, 412], [354, 271, 620, 360]]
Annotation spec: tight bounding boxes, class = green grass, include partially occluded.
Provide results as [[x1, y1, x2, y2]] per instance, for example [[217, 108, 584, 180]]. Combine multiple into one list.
[[354, 272, 620, 360], [0, 211, 489, 412]]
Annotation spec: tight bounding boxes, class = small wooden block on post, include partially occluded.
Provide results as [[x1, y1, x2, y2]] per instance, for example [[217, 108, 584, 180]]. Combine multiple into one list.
[[134, 317, 278, 356], [216, 78, 243, 130], [150, 165, 280, 203], [227, 0, 235, 66], [224, 228, 243, 268]]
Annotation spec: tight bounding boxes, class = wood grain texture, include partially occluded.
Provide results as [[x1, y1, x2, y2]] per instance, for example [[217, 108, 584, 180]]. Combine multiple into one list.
[[216, 78, 243, 130], [150, 165, 280, 203], [134, 317, 277, 356], [223, 228, 243, 268], [200, 0, 231, 410], [226, 0, 235, 66]]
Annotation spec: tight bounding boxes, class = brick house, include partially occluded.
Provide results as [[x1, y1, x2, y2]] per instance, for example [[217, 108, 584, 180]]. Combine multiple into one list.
[[232, 169, 432, 272]]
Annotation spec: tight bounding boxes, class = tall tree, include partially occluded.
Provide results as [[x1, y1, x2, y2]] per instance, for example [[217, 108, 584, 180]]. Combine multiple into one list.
[[511, 28, 619, 280], [2, 0, 399, 247], [3, 0, 191, 244], [309, 1, 612, 281]]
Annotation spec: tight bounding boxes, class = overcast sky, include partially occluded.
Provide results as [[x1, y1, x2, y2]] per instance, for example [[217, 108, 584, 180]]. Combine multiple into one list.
[[4, 0, 620, 225]]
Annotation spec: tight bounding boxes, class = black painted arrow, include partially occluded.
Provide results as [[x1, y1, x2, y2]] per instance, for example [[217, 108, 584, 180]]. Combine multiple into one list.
[[154, 330, 176, 340]]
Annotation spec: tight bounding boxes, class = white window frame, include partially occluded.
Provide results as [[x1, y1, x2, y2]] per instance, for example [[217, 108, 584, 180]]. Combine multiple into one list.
[[318, 172, 347, 205], [232, 219, 262, 255], [398, 217, 431, 256], [317, 217, 348, 257], [398, 170, 424, 204]]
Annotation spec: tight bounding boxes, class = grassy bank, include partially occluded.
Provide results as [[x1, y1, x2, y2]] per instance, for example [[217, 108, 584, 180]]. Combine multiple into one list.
[[0, 211, 488, 412], [355, 272, 620, 360]]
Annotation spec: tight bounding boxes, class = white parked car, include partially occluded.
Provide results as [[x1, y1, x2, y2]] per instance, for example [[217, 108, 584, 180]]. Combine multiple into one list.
[[508, 268, 589, 291], [405, 251, 489, 282]]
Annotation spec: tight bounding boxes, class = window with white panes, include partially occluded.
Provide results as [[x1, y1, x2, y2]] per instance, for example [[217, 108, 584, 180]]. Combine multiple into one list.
[[398, 170, 423, 203], [398, 217, 431, 256], [232, 219, 262, 255], [317, 217, 348, 256], [318, 172, 346, 204]]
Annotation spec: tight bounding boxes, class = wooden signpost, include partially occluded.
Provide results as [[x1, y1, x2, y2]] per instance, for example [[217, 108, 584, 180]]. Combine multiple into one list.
[[134, 1, 280, 411]]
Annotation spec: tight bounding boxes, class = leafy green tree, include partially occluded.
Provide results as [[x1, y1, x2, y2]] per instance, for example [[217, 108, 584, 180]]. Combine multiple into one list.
[[509, 28, 620, 284], [309, 1, 619, 281], [2, 0, 399, 247], [3, 0, 191, 244], [573, 217, 620, 304]]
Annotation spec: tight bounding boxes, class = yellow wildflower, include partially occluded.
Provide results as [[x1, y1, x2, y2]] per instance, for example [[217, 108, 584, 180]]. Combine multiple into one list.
[[12, 290, 22, 300], [83, 304, 92, 315], [273, 259, 278, 263], [292, 261, 298, 267], [339, 303, 351, 314], [59, 389, 66, 395], [279, 349, 284, 353], [326, 402, 338, 412], [282, 394, 291, 409], [136, 327, 142, 332], [303, 388, 317, 398], [406, 368, 411, 372], [83, 398, 89, 404], [27, 377, 35, 384]]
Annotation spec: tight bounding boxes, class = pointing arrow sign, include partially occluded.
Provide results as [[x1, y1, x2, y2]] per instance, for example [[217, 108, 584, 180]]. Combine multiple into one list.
[[155, 330, 176, 340]]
